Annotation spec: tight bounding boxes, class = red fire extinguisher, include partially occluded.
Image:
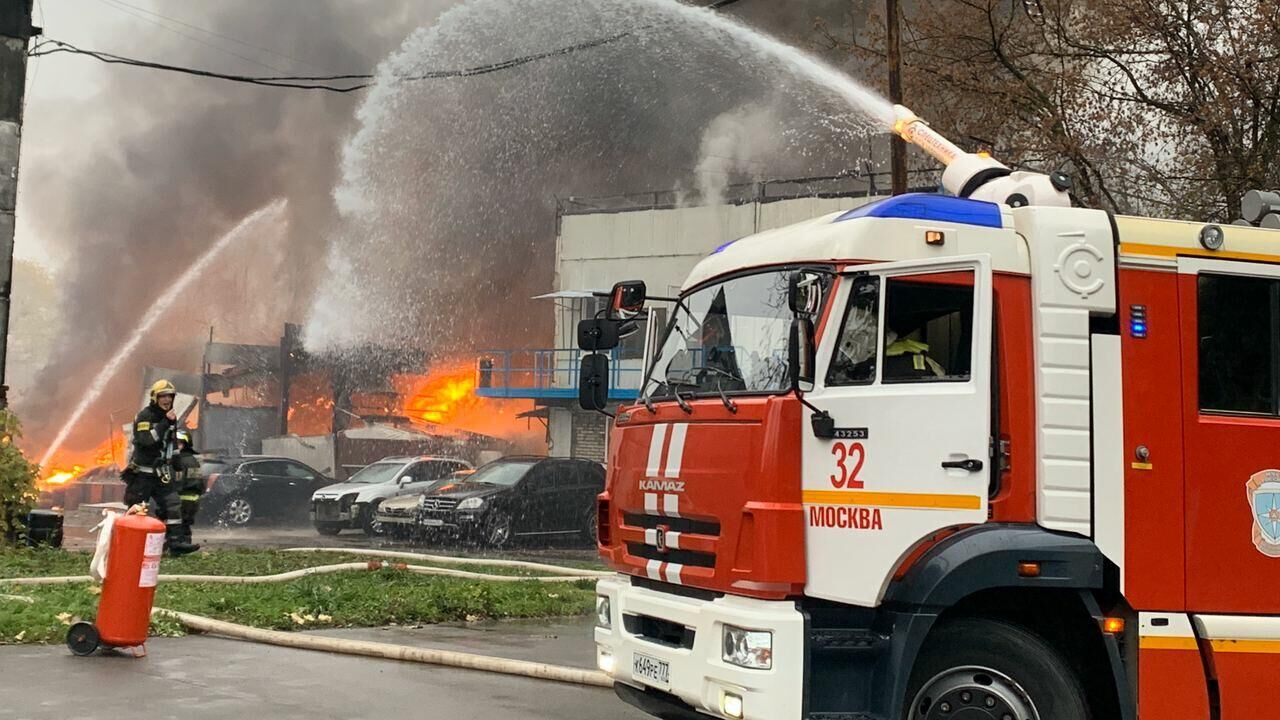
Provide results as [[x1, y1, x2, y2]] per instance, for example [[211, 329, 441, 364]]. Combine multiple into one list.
[[66, 512, 166, 657]]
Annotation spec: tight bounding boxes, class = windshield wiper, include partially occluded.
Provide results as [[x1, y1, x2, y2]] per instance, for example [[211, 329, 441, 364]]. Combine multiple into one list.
[[668, 366, 742, 414], [687, 366, 740, 413], [671, 386, 693, 414]]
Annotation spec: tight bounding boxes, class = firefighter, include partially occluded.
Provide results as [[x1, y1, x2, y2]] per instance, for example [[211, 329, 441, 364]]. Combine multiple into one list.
[[122, 380, 198, 556], [172, 429, 203, 551]]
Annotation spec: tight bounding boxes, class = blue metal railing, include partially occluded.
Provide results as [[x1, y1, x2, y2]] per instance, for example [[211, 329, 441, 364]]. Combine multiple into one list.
[[474, 349, 643, 400]]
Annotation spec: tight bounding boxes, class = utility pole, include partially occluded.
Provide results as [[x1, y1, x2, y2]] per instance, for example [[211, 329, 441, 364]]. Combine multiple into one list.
[[0, 1, 38, 409], [885, 0, 907, 195]]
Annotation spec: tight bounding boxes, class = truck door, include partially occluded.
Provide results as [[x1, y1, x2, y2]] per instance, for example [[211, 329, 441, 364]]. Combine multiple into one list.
[[1175, 257, 1280, 718], [1177, 257, 1280, 613], [804, 257, 993, 607]]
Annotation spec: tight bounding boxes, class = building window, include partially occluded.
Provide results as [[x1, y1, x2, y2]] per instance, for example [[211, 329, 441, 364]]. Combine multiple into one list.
[[827, 275, 880, 386], [1198, 273, 1279, 415], [882, 272, 975, 383]]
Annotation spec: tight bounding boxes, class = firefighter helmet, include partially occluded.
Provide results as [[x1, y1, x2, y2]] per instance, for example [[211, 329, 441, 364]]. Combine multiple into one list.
[[149, 379, 177, 400]]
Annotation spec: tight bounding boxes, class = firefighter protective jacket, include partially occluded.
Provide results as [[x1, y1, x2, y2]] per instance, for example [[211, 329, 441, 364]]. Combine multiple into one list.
[[130, 403, 174, 469]]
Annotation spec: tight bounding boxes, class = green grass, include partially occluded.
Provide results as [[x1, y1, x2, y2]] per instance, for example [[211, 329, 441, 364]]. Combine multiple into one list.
[[0, 546, 597, 645]]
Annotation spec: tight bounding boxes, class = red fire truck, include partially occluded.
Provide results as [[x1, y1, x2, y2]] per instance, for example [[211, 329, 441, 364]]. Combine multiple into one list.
[[579, 107, 1280, 719]]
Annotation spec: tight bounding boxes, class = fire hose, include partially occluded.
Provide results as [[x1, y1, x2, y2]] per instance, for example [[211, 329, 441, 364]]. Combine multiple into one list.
[[0, 552, 613, 688], [281, 546, 614, 578], [0, 560, 602, 586], [150, 608, 612, 688]]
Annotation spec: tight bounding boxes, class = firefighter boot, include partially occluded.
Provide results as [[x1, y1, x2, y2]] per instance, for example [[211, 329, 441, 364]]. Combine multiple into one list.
[[164, 522, 199, 556]]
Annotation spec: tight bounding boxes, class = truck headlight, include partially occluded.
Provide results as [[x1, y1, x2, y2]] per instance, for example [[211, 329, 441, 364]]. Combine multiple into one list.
[[458, 497, 485, 511], [722, 625, 772, 670], [595, 595, 612, 629]]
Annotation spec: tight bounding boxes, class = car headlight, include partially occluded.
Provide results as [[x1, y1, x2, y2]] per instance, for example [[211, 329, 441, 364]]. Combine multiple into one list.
[[457, 497, 485, 511], [595, 595, 612, 629], [722, 625, 772, 670]]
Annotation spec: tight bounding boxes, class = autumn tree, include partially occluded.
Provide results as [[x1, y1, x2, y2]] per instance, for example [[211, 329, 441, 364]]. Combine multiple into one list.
[[827, 0, 1280, 220]]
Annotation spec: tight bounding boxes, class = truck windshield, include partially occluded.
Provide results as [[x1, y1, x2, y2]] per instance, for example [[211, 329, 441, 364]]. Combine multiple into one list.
[[644, 270, 799, 400]]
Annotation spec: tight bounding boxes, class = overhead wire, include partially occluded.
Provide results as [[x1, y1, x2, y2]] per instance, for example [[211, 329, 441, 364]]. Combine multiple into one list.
[[28, 0, 752, 93], [94, 0, 289, 74], [97, 0, 333, 74]]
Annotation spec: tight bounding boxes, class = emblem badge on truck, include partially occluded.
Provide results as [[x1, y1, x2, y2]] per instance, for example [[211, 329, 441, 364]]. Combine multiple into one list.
[[655, 524, 669, 553], [1247, 469, 1280, 558]]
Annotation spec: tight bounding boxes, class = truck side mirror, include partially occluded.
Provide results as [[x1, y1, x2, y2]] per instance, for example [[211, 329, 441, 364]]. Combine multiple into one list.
[[578, 318, 621, 351], [788, 318, 816, 392], [578, 353, 611, 412], [788, 270, 824, 317], [608, 281, 646, 321]]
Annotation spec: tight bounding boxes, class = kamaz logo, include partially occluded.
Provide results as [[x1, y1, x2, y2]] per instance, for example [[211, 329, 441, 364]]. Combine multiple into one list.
[[640, 479, 685, 492]]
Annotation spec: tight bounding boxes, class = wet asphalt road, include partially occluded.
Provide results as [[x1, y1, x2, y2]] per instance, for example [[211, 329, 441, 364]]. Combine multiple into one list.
[[0, 619, 647, 720]]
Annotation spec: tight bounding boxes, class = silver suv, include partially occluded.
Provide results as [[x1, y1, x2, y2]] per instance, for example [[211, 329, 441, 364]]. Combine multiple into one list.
[[310, 456, 472, 536]]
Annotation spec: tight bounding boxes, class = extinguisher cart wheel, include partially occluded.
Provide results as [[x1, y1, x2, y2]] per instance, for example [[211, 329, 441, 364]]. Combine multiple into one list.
[[66, 621, 101, 656]]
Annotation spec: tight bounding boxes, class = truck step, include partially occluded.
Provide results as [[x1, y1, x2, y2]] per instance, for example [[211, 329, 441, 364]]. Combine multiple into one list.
[[808, 628, 890, 651]]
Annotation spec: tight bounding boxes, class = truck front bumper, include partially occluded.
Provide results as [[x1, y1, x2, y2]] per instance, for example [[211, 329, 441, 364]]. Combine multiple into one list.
[[594, 574, 805, 720]]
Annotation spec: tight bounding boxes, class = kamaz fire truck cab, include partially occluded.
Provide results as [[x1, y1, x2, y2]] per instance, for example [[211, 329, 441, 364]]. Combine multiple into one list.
[[581, 107, 1280, 720]]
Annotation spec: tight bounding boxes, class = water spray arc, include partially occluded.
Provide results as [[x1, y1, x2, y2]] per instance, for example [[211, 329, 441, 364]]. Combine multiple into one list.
[[38, 200, 289, 470]]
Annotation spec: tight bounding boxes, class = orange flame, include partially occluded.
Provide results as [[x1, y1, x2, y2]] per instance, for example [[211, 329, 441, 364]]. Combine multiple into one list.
[[38, 435, 126, 489]]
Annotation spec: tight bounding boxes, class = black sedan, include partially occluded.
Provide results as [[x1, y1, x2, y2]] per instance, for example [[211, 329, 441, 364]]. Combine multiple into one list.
[[416, 456, 605, 547], [200, 456, 332, 526]]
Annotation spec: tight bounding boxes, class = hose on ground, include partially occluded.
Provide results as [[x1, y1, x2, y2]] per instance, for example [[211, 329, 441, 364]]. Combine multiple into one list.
[[153, 607, 613, 688], [282, 547, 613, 578], [0, 560, 601, 586]]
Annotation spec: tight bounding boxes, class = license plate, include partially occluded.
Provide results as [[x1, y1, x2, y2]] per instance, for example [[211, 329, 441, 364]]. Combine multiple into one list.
[[421, 518, 444, 527], [632, 652, 670, 690]]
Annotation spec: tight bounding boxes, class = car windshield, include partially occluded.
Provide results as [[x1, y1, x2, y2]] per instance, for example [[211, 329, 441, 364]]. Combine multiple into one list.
[[465, 461, 536, 487], [347, 462, 405, 484], [644, 270, 805, 399]]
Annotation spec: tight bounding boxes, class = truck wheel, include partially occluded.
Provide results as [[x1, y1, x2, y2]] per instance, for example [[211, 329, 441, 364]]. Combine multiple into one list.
[[904, 617, 1090, 720], [314, 522, 342, 536]]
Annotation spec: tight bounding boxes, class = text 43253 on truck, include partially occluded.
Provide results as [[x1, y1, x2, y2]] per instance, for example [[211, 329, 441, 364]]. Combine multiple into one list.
[[580, 107, 1280, 720]]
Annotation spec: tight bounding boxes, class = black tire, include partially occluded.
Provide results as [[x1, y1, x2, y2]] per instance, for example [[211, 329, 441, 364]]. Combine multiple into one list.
[[482, 510, 514, 548], [903, 618, 1091, 720], [66, 622, 100, 657], [221, 495, 254, 526], [314, 521, 343, 536], [362, 503, 385, 537], [580, 504, 598, 544]]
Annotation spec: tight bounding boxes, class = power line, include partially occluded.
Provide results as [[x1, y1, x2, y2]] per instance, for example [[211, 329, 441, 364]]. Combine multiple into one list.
[[29, 30, 636, 92], [99, 0, 332, 74], [94, 0, 288, 74], [29, 0, 753, 92]]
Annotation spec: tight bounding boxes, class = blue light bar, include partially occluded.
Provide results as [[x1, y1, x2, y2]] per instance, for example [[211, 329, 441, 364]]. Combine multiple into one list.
[[712, 239, 740, 254], [835, 193, 1004, 229]]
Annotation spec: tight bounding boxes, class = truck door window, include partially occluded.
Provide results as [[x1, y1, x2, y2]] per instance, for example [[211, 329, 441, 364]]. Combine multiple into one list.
[[882, 271, 975, 384], [1198, 273, 1278, 415], [827, 276, 880, 386]]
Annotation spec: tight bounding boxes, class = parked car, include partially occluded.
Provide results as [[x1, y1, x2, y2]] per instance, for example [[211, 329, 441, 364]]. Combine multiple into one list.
[[310, 456, 473, 536], [375, 468, 475, 538], [416, 456, 605, 547], [200, 456, 332, 526]]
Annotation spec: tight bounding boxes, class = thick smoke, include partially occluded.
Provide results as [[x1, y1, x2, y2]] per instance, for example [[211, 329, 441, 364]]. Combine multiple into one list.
[[17, 0, 883, 458], [16, 1, 449, 458]]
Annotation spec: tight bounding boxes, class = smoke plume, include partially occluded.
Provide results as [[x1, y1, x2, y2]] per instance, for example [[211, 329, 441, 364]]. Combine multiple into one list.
[[17, 0, 882, 460]]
